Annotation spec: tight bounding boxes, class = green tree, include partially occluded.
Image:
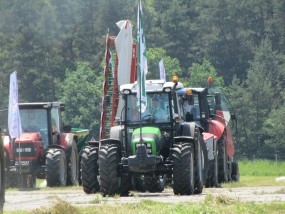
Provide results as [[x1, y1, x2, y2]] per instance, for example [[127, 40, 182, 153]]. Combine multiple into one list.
[[182, 59, 224, 88], [59, 62, 102, 138], [146, 48, 182, 81]]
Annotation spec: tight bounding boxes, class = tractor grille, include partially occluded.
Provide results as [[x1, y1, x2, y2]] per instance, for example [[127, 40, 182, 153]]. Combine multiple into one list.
[[14, 143, 36, 157]]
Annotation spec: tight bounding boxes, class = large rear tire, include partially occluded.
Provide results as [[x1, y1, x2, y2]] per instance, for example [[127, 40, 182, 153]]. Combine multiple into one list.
[[46, 148, 67, 187], [172, 142, 195, 195], [66, 141, 79, 186], [231, 162, 240, 182], [81, 146, 99, 194], [99, 143, 120, 196]]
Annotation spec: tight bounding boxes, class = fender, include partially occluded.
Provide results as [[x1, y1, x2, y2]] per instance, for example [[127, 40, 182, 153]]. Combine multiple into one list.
[[173, 136, 194, 144], [174, 122, 197, 145], [60, 133, 76, 161], [208, 119, 225, 140], [176, 122, 197, 138], [60, 133, 75, 149]]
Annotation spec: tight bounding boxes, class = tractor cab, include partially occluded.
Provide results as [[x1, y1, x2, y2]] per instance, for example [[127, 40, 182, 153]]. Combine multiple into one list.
[[120, 79, 183, 159], [19, 102, 64, 149]]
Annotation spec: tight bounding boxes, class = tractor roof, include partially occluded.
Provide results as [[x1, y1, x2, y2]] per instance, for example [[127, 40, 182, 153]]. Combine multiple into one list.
[[18, 102, 64, 110], [177, 87, 208, 96], [120, 80, 184, 94]]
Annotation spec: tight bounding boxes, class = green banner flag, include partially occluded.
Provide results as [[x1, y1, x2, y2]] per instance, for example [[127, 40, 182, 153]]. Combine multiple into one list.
[[137, 0, 148, 113]]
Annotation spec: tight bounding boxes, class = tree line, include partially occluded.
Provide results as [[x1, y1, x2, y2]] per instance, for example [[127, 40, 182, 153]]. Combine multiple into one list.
[[0, 0, 285, 158]]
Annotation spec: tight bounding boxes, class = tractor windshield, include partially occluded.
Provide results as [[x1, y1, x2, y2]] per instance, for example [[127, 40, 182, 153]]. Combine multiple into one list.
[[20, 109, 48, 132], [126, 93, 171, 124]]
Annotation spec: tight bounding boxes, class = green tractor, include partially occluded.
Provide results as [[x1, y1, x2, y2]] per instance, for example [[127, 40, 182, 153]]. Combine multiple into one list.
[[82, 78, 208, 196]]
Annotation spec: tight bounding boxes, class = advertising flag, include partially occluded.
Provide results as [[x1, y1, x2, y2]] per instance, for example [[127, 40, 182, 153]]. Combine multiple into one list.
[[159, 59, 166, 82], [8, 71, 22, 138], [137, 0, 148, 113]]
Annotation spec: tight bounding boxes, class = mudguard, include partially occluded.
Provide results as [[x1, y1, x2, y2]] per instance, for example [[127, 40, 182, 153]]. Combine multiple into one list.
[[208, 119, 225, 140], [110, 125, 124, 142], [59, 133, 76, 160], [174, 122, 197, 144]]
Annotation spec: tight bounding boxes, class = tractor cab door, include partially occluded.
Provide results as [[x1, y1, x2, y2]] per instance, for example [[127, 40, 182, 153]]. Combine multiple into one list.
[[51, 107, 61, 145]]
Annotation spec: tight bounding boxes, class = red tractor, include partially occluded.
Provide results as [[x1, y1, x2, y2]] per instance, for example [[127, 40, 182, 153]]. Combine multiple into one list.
[[178, 82, 239, 187], [3, 102, 88, 187]]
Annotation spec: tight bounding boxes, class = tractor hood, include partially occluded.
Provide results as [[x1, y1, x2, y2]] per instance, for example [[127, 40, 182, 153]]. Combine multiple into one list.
[[15, 132, 41, 143], [131, 126, 162, 155]]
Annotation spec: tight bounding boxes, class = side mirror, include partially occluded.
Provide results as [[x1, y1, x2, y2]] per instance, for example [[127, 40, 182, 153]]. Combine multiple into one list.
[[215, 92, 221, 106]]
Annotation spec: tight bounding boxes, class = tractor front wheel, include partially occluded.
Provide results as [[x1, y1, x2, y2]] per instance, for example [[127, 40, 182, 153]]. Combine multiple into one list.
[[99, 143, 120, 196], [81, 146, 99, 194], [172, 142, 195, 195], [46, 148, 67, 187]]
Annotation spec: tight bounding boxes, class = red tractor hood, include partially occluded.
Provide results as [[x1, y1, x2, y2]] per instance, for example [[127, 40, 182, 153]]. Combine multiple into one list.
[[15, 133, 41, 142]]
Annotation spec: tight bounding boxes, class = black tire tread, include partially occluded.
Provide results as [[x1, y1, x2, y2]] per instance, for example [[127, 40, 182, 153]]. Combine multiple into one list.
[[81, 146, 99, 194], [172, 143, 194, 195]]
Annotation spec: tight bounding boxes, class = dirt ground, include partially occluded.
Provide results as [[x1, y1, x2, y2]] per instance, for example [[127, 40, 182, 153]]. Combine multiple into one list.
[[3, 186, 285, 212]]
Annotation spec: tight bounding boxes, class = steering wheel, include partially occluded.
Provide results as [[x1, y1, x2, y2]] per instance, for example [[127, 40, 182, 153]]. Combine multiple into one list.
[[142, 114, 157, 122]]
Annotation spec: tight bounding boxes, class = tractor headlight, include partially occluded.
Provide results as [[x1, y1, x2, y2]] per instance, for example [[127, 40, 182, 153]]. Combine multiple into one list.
[[146, 148, 152, 153]]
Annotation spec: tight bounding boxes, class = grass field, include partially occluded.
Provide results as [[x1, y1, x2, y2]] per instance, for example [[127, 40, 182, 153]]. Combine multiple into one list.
[[239, 159, 285, 176], [5, 160, 285, 214]]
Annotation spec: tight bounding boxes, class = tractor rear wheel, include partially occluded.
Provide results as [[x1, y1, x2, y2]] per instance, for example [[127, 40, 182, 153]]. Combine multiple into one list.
[[231, 162, 240, 182], [218, 134, 228, 183], [66, 141, 79, 186], [99, 143, 120, 196], [46, 148, 67, 187], [81, 146, 99, 194], [145, 175, 165, 193], [172, 142, 195, 195]]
